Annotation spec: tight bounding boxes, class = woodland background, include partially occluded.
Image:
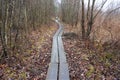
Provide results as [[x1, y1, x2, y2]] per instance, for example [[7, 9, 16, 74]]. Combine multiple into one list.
[[0, 0, 120, 79]]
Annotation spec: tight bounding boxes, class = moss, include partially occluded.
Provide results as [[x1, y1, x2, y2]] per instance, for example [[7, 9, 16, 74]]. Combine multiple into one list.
[[86, 64, 95, 77], [19, 72, 27, 80]]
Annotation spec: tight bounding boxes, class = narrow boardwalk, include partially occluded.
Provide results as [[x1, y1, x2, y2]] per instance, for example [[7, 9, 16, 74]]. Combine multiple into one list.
[[46, 20, 70, 80]]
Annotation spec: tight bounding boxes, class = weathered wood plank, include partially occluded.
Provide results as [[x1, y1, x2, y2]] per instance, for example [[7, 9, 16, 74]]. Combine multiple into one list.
[[58, 25, 70, 80], [46, 63, 58, 80], [51, 38, 58, 63], [51, 25, 62, 63], [46, 21, 70, 80], [54, 26, 61, 37], [59, 63, 70, 80], [58, 36, 67, 63]]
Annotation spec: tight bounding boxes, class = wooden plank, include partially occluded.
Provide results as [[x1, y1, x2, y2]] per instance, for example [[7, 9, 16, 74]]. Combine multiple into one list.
[[58, 36, 67, 63], [54, 27, 61, 37], [46, 63, 58, 80], [59, 63, 70, 80], [51, 26, 62, 63], [50, 24, 62, 63], [51, 38, 59, 63], [58, 29, 63, 37], [46, 21, 70, 80], [58, 25, 70, 80]]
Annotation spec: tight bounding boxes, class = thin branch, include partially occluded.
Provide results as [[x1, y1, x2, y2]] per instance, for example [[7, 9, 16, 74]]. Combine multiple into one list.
[[103, 6, 120, 22], [93, 0, 108, 20]]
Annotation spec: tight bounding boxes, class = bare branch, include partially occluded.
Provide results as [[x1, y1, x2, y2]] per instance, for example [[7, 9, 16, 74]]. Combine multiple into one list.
[[93, 0, 108, 20]]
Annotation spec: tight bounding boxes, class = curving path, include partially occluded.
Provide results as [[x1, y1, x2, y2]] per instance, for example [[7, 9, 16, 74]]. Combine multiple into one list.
[[46, 20, 70, 80]]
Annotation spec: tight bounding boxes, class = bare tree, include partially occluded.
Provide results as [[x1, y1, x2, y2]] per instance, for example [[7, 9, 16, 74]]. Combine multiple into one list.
[[81, 0, 85, 39], [0, 0, 55, 59]]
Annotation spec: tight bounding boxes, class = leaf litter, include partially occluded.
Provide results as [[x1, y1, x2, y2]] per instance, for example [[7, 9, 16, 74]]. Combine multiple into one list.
[[0, 24, 57, 80]]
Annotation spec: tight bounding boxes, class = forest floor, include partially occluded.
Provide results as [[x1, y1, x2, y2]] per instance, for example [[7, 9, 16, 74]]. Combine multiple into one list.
[[0, 23, 57, 80], [63, 25, 120, 80], [0, 23, 120, 80]]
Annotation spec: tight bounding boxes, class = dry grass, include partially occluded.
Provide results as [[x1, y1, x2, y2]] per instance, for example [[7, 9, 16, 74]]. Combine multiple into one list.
[[0, 23, 58, 80], [63, 19, 120, 79]]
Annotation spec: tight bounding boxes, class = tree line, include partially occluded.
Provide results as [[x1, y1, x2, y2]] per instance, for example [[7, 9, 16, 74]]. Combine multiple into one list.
[[0, 0, 55, 60], [60, 0, 120, 40], [0, 0, 120, 61]]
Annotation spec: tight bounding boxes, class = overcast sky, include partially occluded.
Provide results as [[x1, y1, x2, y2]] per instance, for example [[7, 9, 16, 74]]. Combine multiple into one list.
[[58, 0, 61, 3], [57, 0, 120, 11], [58, 0, 120, 3]]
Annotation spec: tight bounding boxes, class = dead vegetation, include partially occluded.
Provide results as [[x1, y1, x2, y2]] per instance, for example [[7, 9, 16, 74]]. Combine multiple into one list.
[[0, 23, 57, 80], [63, 21, 120, 80], [0, 0, 120, 80]]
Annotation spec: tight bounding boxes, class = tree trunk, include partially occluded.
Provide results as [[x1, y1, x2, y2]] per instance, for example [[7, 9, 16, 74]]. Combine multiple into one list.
[[86, 0, 96, 38], [81, 0, 85, 39]]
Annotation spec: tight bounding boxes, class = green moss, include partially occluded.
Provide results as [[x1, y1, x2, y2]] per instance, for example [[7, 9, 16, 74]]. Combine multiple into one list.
[[105, 59, 111, 67], [105, 52, 113, 60], [86, 64, 95, 77], [19, 72, 27, 80]]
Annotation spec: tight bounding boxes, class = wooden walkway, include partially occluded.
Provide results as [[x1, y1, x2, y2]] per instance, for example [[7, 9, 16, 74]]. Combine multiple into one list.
[[46, 20, 70, 80]]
